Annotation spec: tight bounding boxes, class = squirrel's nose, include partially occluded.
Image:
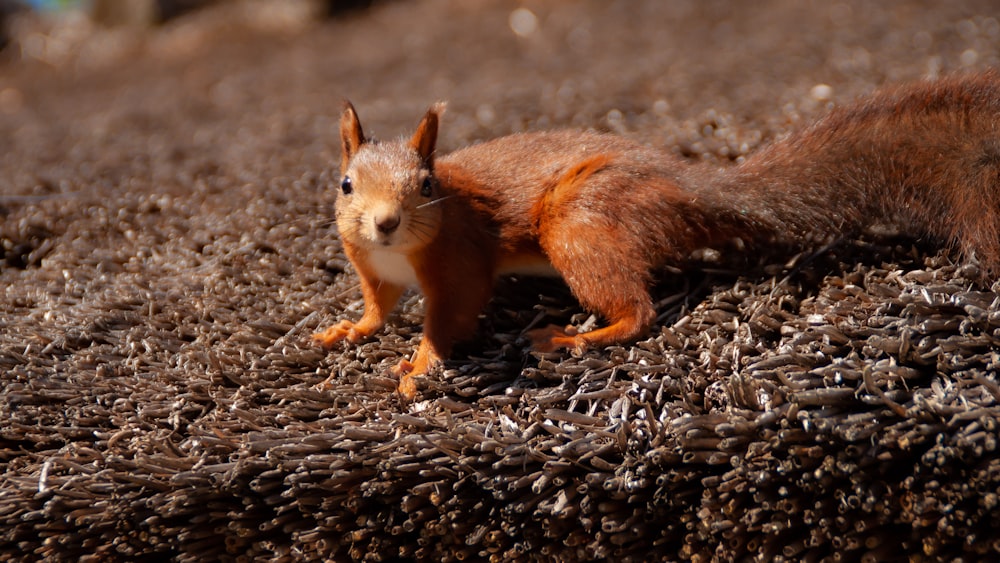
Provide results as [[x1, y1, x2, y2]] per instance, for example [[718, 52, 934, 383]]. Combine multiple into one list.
[[375, 213, 401, 234]]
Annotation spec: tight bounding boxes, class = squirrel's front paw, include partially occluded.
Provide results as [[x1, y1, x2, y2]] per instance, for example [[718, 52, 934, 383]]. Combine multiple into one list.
[[390, 359, 416, 378], [312, 320, 367, 348], [527, 324, 586, 354], [391, 359, 418, 399], [390, 350, 441, 399]]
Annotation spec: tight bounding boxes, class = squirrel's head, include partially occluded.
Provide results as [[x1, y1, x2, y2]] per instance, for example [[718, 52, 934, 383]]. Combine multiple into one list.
[[334, 101, 447, 252]]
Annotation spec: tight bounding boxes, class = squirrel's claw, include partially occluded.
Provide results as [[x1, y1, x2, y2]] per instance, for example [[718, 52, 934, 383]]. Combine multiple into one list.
[[392, 359, 420, 399], [527, 324, 586, 354], [390, 359, 416, 378], [391, 347, 442, 399], [312, 320, 369, 348]]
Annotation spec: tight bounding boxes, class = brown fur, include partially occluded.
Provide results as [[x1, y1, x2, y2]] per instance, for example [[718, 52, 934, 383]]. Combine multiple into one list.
[[715, 71, 1000, 269], [314, 71, 1000, 397]]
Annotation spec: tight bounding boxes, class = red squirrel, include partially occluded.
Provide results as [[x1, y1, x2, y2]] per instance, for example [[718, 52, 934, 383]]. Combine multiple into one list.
[[313, 71, 1000, 397]]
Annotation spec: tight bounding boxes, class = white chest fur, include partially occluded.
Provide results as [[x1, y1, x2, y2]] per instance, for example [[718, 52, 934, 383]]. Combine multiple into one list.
[[368, 248, 419, 287]]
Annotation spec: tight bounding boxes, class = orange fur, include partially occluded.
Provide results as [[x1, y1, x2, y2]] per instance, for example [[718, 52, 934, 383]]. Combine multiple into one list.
[[314, 71, 1000, 397]]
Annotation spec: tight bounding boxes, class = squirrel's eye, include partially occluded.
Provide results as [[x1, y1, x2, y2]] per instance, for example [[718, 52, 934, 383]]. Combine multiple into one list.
[[340, 176, 353, 195], [420, 177, 433, 198]]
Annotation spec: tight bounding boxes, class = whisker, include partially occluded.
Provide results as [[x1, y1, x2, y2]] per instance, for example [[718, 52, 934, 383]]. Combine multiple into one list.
[[405, 219, 435, 242], [409, 216, 432, 229], [416, 195, 455, 209], [408, 220, 436, 242], [298, 216, 337, 227]]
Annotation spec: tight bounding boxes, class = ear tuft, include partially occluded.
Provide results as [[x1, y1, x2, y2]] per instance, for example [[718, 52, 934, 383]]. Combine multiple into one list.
[[410, 102, 447, 166], [340, 100, 365, 170]]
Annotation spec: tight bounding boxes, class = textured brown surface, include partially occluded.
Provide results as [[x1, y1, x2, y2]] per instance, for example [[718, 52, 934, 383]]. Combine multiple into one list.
[[2, 0, 1000, 561]]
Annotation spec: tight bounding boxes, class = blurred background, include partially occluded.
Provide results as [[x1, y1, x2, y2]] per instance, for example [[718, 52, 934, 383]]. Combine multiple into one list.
[[2, 0, 998, 198]]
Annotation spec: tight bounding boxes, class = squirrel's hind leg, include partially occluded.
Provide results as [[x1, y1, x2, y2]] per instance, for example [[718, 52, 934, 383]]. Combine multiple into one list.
[[531, 221, 656, 353], [527, 298, 654, 354]]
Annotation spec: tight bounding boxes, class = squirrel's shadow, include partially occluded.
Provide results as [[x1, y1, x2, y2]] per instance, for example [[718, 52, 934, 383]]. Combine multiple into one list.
[[441, 229, 952, 397]]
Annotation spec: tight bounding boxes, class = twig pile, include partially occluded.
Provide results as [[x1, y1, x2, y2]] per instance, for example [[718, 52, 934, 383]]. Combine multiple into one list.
[[3, 218, 999, 560]]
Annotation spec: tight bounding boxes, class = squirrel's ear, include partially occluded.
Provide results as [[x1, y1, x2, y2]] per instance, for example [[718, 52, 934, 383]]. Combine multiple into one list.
[[340, 101, 365, 169], [410, 102, 446, 166]]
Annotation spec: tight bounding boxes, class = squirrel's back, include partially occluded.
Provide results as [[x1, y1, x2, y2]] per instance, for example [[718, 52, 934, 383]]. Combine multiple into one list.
[[436, 129, 684, 200], [433, 129, 702, 264]]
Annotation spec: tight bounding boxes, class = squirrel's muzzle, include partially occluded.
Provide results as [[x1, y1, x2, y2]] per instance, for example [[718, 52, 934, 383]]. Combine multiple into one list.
[[375, 212, 401, 235]]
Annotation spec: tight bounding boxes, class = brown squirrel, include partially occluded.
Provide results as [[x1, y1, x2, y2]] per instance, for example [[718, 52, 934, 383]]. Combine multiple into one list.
[[313, 70, 1000, 397]]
